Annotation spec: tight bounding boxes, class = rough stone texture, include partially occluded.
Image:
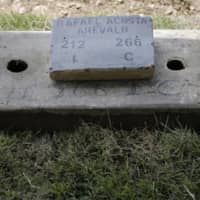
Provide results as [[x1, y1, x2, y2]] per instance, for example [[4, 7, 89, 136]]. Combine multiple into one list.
[[0, 30, 200, 128]]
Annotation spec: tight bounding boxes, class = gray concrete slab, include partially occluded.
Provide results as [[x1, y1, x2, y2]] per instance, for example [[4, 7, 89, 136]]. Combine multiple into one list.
[[0, 30, 200, 129]]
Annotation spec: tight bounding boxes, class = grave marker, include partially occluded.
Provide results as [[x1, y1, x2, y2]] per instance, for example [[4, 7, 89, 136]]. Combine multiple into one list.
[[50, 16, 154, 80]]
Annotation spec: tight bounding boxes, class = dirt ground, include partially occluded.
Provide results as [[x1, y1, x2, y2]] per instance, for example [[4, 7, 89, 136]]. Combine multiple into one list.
[[0, 0, 200, 19]]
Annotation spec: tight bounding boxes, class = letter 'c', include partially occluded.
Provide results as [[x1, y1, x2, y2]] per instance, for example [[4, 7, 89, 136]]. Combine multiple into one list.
[[124, 52, 134, 61]]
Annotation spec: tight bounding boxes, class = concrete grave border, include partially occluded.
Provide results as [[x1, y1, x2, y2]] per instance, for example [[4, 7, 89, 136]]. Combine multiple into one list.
[[0, 30, 200, 129]]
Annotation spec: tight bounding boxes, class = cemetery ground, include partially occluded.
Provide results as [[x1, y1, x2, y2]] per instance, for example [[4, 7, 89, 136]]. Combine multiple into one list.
[[1, 125, 200, 199], [0, 0, 200, 199], [1, 0, 200, 30]]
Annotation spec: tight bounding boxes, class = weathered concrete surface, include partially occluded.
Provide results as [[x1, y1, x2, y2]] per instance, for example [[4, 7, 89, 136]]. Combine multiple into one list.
[[0, 30, 200, 129]]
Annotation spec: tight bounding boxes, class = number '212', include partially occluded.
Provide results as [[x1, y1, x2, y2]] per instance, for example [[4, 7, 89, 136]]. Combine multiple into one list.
[[62, 37, 85, 49]]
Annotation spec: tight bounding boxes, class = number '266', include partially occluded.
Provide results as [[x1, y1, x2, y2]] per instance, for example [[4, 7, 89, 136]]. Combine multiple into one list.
[[116, 36, 142, 47]]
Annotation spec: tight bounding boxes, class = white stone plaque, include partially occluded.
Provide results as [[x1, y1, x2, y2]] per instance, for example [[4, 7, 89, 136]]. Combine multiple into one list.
[[50, 16, 154, 80]]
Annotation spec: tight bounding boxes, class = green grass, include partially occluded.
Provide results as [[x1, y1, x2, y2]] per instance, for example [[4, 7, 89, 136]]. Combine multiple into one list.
[[0, 125, 200, 199], [0, 13, 182, 30], [153, 15, 178, 29], [0, 13, 51, 31], [0, 12, 199, 31]]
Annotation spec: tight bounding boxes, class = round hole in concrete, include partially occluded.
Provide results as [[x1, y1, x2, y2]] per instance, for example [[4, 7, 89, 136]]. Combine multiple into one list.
[[167, 59, 185, 71], [7, 60, 28, 73]]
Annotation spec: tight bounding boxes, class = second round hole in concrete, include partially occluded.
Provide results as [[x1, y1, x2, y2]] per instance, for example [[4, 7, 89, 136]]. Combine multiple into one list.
[[167, 59, 185, 71]]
